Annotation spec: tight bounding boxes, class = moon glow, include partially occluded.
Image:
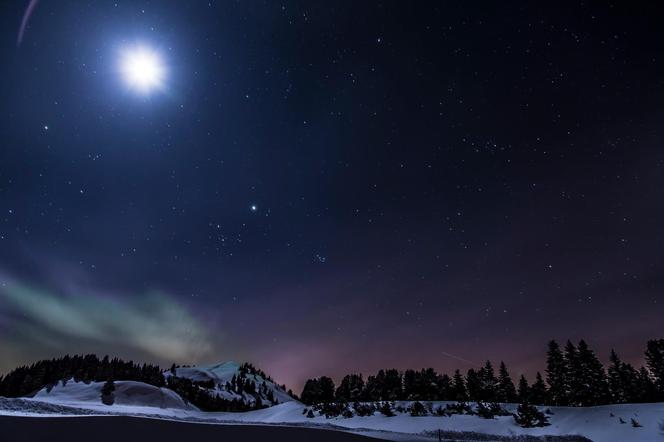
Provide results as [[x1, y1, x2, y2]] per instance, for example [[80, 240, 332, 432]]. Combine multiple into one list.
[[119, 45, 166, 94]]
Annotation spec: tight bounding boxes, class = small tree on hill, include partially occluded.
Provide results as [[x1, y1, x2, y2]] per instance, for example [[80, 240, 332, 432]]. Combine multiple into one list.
[[101, 379, 115, 406], [514, 403, 549, 428]]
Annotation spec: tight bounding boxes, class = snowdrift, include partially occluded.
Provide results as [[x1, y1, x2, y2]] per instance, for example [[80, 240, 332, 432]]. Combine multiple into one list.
[[33, 379, 195, 410]]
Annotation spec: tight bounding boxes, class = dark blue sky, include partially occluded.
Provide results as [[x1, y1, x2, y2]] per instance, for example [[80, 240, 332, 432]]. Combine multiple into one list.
[[0, 0, 663, 390]]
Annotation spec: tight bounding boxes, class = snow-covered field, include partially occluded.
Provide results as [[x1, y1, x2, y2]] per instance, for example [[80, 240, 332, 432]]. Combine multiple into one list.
[[2, 379, 663, 442]]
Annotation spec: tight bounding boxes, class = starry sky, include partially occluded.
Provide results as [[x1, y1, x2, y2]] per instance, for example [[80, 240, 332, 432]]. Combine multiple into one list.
[[0, 1, 663, 391]]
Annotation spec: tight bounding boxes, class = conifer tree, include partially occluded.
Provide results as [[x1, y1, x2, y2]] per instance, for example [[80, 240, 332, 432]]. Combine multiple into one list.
[[465, 368, 481, 401], [545, 340, 566, 405], [403, 369, 419, 400], [364, 369, 402, 400], [608, 349, 639, 403], [514, 403, 549, 428], [437, 373, 452, 400], [529, 372, 548, 405], [421, 368, 439, 400], [451, 369, 468, 401], [497, 361, 517, 403], [608, 349, 624, 402], [384, 369, 403, 400], [620, 362, 640, 403], [335, 374, 364, 402], [575, 340, 608, 405], [517, 375, 530, 403], [563, 340, 581, 405], [479, 360, 497, 401], [363, 373, 381, 401], [318, 376, 336, 402], [300, 378, 322, 405], [636, 367, 656, 402], [645, 339, 664, 400]]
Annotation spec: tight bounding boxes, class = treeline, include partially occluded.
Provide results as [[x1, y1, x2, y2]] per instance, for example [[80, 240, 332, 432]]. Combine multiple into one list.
[[301, 339, 664, 406], [0, 355, 278, 412], [0, 354, 163, 398], [165, 375, 262, 411]]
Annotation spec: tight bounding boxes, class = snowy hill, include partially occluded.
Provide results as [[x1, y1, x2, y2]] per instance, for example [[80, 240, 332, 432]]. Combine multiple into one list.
[[167, 361, 294, 407], [33, 379, 195, 410]]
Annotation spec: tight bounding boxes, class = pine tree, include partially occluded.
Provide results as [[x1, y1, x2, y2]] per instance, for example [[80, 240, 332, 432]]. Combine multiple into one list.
[[636, 367, 656, 402], [384, 369, 403, 400], [403, 369, 418, 400], [421, 368, 439, 400], [496, 362, 517, 403], [335, 374, 364, 402], [378, 401, 395, 417], [254, 395, 263, 409], [608, 349, 625, 403], [514, 403, 550, 428], [620, 362, 640, 403], [530, 372, 548, 405], [465, 368, 481, 401], [546, 340, 567, 405], [575, 340, 608, 405], [451, 369, 468, 401], [300, 378, 322, 405], [437, 374, 452, 400], [608, 350, 639, 403], [517, 375, 530, 403], [479, 360, 497, 401], [318, 376, 335, 402], [645, 339, 664, 400], [364, 369, 402, 401], [563, 340, 581, 405]]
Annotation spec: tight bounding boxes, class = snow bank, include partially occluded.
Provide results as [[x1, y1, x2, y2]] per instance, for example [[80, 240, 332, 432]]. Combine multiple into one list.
[[33, 379, 195, 410]]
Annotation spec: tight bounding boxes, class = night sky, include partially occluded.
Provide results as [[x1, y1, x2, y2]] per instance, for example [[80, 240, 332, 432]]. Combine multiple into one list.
[[1, 1, 663, 391]]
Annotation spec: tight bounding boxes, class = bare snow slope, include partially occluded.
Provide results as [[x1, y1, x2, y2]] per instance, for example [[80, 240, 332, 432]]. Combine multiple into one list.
[[33, 379, 195, 410], [202, 401, 664, 442], [3, 397, 664, 441], [170, 361, 293, 406]]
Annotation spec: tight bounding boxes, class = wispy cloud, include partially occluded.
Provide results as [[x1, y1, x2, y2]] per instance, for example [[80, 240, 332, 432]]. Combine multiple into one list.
[[0, 274, 214, 364]]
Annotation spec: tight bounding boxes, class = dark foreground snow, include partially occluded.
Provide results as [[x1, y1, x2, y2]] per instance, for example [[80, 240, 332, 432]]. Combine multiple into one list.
[[0, 416, 385, 442]]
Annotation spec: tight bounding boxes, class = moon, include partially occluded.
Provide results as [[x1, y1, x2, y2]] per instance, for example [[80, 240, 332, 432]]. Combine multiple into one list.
[[119, 45, 166, 94]]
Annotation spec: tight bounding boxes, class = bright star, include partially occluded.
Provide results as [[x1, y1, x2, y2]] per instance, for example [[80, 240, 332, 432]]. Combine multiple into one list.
[[119, 45, 166, 94], [251, 205, 257, 212]]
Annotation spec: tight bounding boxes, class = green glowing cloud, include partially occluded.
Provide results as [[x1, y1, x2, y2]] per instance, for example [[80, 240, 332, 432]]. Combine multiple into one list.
[[0, 277, 214, 363]]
